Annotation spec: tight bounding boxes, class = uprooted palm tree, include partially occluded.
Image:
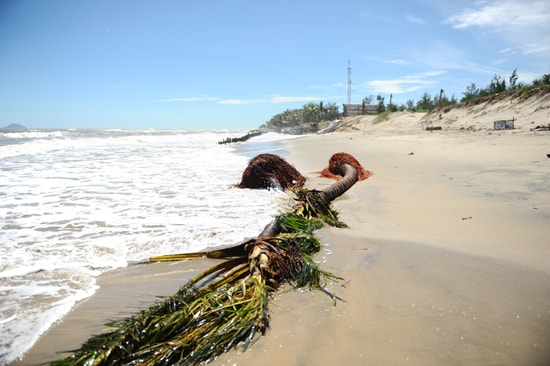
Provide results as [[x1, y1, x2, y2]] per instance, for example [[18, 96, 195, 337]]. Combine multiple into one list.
[[50, 153, 369, 366]]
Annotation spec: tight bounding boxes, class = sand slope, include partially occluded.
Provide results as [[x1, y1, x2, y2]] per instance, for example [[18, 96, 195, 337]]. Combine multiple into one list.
[[336, 87, 550, 133]]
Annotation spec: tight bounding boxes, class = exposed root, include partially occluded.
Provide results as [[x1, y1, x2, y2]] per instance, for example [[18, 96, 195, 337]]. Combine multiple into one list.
[[237, 153, 306, 190], [318, 152, 372, 181]]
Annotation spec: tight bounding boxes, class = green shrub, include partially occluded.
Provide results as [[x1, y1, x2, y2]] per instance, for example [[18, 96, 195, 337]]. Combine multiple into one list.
[[374, 111, 391, 124], [521, 89, 532, 99]]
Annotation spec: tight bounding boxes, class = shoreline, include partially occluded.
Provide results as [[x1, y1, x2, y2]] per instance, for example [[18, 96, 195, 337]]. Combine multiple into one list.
[[11, 130, 550, 365]]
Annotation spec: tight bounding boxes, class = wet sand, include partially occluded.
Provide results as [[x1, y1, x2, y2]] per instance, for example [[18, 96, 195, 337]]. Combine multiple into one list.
[[12, 130, 550, 365]]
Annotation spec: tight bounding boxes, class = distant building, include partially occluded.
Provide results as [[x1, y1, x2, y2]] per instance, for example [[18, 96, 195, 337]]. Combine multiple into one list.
[[493, 118, 515, 130], [342, 103, 378, 117]]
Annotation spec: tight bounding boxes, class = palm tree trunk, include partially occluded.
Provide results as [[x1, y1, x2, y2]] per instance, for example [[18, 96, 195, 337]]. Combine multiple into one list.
[[320, 163, 358, 203], [259, 218, 281, 237], [260, 163, 358, 237]]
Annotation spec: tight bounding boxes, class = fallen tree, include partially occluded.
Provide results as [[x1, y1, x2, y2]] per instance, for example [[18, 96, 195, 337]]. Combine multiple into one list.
[[50, 153, 369, 366]]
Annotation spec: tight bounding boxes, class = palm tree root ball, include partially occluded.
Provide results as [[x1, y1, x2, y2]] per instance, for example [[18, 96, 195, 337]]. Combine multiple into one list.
[[318, 152, 372, 181], [237, 153, 306, 190]]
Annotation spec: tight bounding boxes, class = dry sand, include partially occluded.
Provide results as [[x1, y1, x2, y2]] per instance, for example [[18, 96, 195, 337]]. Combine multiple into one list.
[[11, 115, 550, 365]]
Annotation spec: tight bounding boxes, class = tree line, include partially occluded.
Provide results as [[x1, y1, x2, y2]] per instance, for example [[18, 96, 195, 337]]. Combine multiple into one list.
[[261, 101, 341, 131], [262, 71, 550, 131]]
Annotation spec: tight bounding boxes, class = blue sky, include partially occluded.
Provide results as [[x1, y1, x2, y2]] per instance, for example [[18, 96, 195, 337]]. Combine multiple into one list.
[[1, 0, 549, 130]]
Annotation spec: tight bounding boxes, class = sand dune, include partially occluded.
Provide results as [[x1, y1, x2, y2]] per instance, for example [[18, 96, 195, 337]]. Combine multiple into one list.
[[336, 86, 550, 134]]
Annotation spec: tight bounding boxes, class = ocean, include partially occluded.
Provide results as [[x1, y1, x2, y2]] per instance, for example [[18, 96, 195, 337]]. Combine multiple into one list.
[[0, 129, 297, 364]]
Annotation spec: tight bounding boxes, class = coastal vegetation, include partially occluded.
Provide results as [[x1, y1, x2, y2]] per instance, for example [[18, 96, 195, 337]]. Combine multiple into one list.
[[260, 101, 341, 133], [261, 71, 550, 132]]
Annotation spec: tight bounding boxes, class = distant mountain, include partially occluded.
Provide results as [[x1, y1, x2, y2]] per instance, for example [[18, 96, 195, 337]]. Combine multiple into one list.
[[2, 123, 27, 130]]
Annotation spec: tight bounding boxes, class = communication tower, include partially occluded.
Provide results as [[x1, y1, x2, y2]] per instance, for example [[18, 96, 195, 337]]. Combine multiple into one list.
[[347, 60, 352, 104]]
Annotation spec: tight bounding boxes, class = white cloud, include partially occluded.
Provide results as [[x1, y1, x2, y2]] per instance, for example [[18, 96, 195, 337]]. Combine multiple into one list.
[[444, 0, 550, 58], [408, 40, 502, 75], [385, 59, 410, 65], [445, 0, 549, 30], [160, 96, 264, 104], [522, 43, 550, 55], [160, 97, 218, 102], [159, 95, 335, 105], [216, 98, 264, 105], [367, 71, 446, 94]]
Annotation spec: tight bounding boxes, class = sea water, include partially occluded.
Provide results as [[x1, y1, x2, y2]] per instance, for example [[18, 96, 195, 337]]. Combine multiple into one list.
[[0, 129, 297, 364]]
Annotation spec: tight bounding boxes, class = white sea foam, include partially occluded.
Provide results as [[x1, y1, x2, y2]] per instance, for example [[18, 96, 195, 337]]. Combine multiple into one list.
[[0, 130, 292, 364]]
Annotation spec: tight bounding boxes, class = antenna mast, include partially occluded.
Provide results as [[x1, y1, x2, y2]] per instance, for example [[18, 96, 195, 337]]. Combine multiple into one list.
[[347, 60, 352, 104]]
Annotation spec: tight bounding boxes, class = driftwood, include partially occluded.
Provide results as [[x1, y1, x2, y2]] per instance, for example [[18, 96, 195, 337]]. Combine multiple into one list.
[[531, 124, 550, 131], [218, 131, 262, 144]]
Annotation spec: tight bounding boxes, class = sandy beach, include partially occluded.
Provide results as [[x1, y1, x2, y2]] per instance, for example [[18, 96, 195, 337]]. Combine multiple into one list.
[[12, 125, 550, 365]]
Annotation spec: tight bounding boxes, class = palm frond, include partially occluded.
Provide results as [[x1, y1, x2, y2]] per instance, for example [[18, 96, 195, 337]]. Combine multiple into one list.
[[150, 244, 247, 262], [51, 231, 343, 366]]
